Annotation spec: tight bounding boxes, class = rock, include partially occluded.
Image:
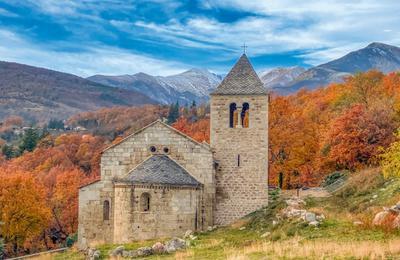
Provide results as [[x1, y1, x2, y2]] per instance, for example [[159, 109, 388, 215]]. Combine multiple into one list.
[[165, 237, 186, 253], [184, 230, 193, 238], [372, 194, 378, 199], [122, 250, 138, 258], [109, 245, 125, 257], [212, 225, 218, 230], [304, 212, 316, 222], [308, 221, 319, 226], [136, 247, 153, 257], [86, 248, 100, 260], [389, 206, 400, 213], [373, 211, 389, 226], [92, 250, 100, 260], [239, 226, 246, 230], [207, 226, 214, 231], [353, 221, 363, 226], [316, 214, 325, 221], [285, 198, 306, 208], [260, 232, 271, 238], [152, 242, 166, 254], [189, 234, 197, 240], [272, 220, 278, 226]]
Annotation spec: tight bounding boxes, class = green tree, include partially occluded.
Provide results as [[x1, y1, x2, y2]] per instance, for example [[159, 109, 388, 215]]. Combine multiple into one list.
[[19, 128, 39, 153], [48, 119, 64, 130], [167, 101, 180, 124], [1, 144, 14, 160]]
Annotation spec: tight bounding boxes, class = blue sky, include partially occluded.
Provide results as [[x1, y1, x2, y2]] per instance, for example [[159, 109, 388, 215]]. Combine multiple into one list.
[[0, 0, 399, 77]]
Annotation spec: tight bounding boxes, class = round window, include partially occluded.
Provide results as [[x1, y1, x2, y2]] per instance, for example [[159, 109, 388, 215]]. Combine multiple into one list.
[[150, 146, 157, 153], [163, 147, 169, 153]]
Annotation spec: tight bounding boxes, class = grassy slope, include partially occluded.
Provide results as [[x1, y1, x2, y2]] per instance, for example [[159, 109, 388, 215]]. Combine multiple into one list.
[[57, 168, 400, 259]]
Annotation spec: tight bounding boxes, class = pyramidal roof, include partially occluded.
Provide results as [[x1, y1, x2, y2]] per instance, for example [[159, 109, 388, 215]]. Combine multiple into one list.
[[211, 54, 267, 95], [120, 155, 201, 187]]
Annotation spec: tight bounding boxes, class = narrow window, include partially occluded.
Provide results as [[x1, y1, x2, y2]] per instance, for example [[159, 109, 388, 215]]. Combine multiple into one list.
[[103, 200, 110, 221], [229, 103, 237, 128], [140, 193, 151, 212], [241, 102, 250, 128], [237, 154, 240, 167]]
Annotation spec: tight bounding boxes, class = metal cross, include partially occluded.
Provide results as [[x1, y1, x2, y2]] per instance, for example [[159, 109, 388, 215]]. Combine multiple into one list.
[[241, 43, 248, 54]]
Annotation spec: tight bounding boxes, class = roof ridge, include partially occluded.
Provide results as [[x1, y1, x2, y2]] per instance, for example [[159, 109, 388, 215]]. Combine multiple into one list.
[[102, 119, 210, 153]]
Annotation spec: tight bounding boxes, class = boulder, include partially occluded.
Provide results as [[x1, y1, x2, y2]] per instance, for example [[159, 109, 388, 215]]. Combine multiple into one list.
[[152, 242, 166, 254], [316, 214, 325, 221], [109, 245, 125, 257], [207, 226, 214, 232], [136, 247, 153, 257], [86, 248, 100, 260], [304, 212, 316, 223], [184, 230, 193, 238], [122, 250, 138, 258], [165, 237, 186, 253], [308, 221, 319, 226], [372, 211, 389, 226]]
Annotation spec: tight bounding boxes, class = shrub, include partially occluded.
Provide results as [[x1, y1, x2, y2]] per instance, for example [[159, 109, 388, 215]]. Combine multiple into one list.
[[322, 171, 348, 187], [66, 233, 77, 247]]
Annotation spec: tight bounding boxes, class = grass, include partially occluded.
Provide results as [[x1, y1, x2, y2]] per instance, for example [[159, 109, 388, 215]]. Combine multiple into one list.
[[56, 168, 400, 259]]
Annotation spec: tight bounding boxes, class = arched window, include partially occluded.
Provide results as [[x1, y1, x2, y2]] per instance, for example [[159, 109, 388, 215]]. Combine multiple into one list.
[[103, 200, 110, 221], [229, 103, 237, 128], [241, 103, 250, 128], [140, 193, 151, 212]]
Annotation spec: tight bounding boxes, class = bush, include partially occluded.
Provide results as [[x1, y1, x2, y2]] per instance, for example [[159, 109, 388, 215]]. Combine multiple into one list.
[[322, 171, 348, 187], [66, 233, 77, 247]]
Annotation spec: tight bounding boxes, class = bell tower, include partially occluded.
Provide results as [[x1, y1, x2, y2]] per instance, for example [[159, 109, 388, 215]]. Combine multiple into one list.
[[210, 54, 269, 225]]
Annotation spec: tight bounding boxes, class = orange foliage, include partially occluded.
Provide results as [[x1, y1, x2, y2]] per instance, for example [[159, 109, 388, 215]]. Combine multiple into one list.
[[172, 117, 210, 143]]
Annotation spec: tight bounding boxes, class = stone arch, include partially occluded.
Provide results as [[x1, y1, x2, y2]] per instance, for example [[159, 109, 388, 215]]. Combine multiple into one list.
[[103, 200, 110, 221], [241, 102, 250, 128], [140, 192, 151, 212], [229, 103, 238, 128]]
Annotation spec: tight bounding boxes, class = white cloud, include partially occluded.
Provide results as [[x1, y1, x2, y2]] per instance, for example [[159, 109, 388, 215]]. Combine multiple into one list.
[[0, 29, 187, 77]]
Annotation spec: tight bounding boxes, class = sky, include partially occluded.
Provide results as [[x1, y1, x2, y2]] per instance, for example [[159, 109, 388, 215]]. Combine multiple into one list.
[[0, 0, 399, 77]]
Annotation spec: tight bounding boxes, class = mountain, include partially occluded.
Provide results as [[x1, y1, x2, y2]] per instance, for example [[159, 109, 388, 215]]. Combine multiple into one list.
[[0, 61, 156, 122], [88, 69, 222, 104], [274, 42, 400, 94], [260, 66, 306, 89]]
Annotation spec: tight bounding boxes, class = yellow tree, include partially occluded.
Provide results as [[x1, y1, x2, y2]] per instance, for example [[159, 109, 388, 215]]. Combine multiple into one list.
[[0, 171, 50, 255]]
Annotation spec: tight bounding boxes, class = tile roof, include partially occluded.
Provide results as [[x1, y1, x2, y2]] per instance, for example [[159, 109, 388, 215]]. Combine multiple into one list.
[[120, 155, 201, 187], [211, 54, 268, 95]]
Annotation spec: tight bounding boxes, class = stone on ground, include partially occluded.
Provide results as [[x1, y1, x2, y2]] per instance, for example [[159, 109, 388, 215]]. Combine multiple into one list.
[[165, 237, 186, 253]]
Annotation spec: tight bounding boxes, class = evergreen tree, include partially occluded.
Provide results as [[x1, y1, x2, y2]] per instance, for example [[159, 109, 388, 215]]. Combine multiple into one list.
[[167, 101, 180, 124], [1, 144, 14, 160], [19, 128, 39, 153], [47, 119, 64, 130]]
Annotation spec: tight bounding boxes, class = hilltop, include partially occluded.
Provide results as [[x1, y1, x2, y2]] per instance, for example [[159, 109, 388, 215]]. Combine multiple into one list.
[[0, 61, 156, 122]]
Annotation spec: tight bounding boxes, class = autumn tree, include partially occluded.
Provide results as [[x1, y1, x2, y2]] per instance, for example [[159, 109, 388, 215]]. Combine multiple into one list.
[[324, 104, 395, 170], [0, 172, 50, 255]]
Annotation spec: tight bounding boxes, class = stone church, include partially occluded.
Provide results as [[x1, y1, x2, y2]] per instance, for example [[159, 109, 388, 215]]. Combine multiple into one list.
[[78, 54, 269, 249]]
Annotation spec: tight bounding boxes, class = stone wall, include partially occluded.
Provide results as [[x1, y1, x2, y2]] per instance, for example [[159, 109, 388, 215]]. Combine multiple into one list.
[[78, 181, 114, 249], [112, 184, 201, 242], [210, 94, 269, 225], [100, 121, 215, 228]]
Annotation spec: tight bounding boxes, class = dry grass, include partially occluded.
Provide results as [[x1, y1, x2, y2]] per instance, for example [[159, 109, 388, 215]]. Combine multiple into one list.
[[226, 237, 400, 259]]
